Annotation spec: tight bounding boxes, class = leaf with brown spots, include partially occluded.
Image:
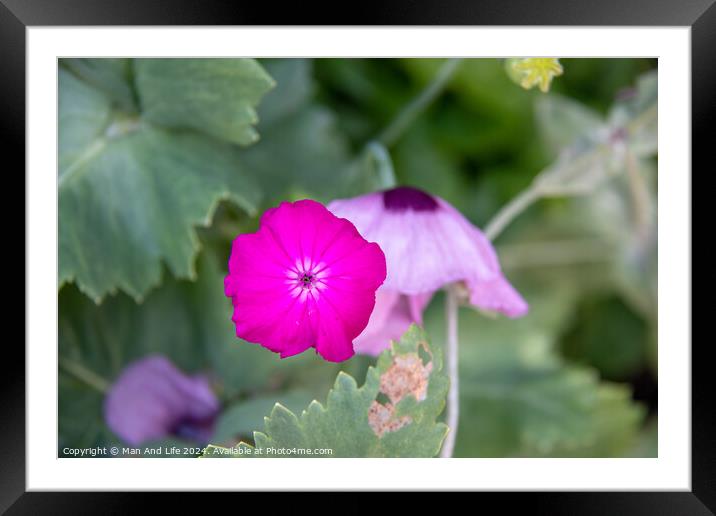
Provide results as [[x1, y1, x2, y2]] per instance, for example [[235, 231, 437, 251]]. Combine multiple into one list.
[[203, 325, 449, 458]]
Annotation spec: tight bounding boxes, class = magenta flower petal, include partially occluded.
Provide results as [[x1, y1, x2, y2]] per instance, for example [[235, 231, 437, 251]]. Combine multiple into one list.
[[224, 199, 387, 362], [328, 186, 528, 318], [354, 288, 435, 356], [103, 355, 219, 446]]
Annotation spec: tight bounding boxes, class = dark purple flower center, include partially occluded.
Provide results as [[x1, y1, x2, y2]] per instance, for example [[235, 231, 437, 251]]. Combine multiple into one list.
[[382, 186, 439, 212], [300, 273, 315, 289]]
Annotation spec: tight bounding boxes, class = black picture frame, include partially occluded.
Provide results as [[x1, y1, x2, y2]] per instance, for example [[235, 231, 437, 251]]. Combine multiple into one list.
[[3, 0, 713, 511]]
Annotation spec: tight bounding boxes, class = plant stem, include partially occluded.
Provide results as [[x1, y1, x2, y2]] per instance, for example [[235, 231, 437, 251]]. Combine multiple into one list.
[[365, 141, 397, 189], [440, 284, 460, 458], [484, 186, 541, 241], [60, 357, 110, 393], [443, 98, 657, 459], [483, 102, 656, 242], [378, 58, 462, 148], [625, 150, 653, 246]]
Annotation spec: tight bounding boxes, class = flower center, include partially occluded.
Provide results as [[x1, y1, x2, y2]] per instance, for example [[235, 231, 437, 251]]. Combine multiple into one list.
[[382, 186, 439, 212], [300, 273, 315, 289]]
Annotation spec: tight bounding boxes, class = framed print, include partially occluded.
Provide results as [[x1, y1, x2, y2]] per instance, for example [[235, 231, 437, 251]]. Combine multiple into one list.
[[3, 0, 714, 511]]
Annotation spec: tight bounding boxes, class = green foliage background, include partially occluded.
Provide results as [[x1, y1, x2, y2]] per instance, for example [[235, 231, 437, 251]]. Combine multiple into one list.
[[58, 58, 657, 458]]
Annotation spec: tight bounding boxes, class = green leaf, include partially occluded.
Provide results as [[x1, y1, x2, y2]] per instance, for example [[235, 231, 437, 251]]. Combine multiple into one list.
[[575, 384, 647, 457], [228, 60, 352, 203], [211, 390, 315, 445], [58, 372, 112, 453], [257, 59, 314, 128], [62, 58, 137, 112], [59, 69, 262, 302], [243, 106, 353, 204], [460, 366, 644, 457], [58, 252, 233, 451], [59, 69, 112, 177], [134, 58, 275, 146], [535, 93, 605, 156], [204, 325, 449, 458], [59, 264, 213, 381]]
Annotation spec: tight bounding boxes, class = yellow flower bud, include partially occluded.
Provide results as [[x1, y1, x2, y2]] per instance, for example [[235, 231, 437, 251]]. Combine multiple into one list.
[[506, 58, 564, 93]]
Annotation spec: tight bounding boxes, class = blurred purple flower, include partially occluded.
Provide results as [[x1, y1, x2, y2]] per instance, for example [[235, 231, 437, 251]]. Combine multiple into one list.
[[329, 186, 528, 355], [104, 355, 219, 446]]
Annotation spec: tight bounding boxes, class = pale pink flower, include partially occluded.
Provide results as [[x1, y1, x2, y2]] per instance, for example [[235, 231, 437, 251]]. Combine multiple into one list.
[[352, 289, 433, 356], [329, 186, 527, 355], [224, 199, 387, 362]]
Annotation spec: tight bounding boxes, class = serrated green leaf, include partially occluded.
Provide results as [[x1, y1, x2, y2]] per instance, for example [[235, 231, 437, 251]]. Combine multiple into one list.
[[211, 391, 315, 445], [60, 264, 212, 381], [134, 58, 275, 146], [223, 58, 354, 204], [204, 325, 449, 458], [59, 68, 262, 302], [460, 367, 644, 457], [571, 383, 646, 457]]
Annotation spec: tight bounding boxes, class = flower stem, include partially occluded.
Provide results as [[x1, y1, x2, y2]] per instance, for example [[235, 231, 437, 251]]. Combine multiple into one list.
[[378, 58, 462, 148], [484, 101, 656, 242], [625, 150, 653, 246], [440, 284, 460, 458], [484, 186, 541, 241], [60, 357, 110, 393], [365, 141, 397, 189]]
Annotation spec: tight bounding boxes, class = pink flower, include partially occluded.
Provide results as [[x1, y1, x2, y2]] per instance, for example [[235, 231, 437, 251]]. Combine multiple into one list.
[[329, 186, 527, 355], [224, 199, 387, 362], [104, 355, 219, 446], [352, 289, 433, 356]]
